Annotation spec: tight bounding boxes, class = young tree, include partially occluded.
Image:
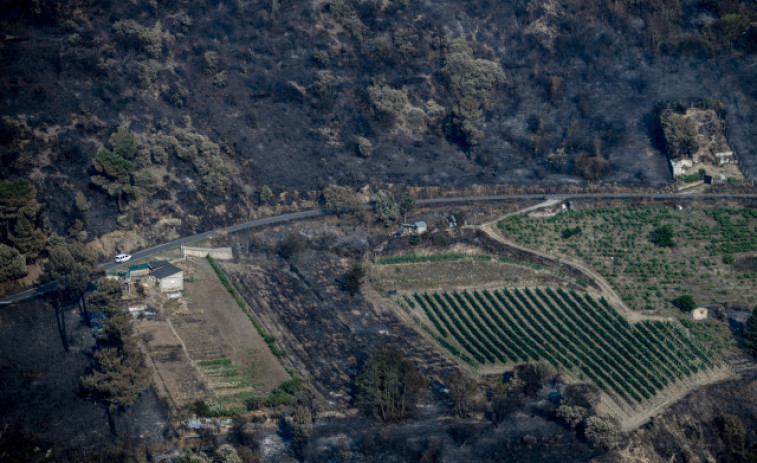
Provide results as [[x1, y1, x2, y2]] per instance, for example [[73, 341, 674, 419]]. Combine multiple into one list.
[[672, 294, 696, 312], [373, 192, 400, 225], [341, 261, 366, 296], [651, 224, 675, 247], [357, 345, 424, 421], [46, 241, 101, 329], [398, 191, 415, 222], [661, 111, 699, 158], [91, 148, 137, 212]]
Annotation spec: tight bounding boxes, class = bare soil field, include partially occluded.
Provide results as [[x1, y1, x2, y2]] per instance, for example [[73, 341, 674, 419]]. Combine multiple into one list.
[[369, 258, 584, 294]]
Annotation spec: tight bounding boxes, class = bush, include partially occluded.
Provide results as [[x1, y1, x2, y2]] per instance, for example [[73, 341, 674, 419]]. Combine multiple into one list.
[[651, 224, 675, 247], [661, 111, 698, 158], [556, 405, 586, 430], [584, 415, 621, 450], [112, 20, 162, 58], [672, 294, 696, 312]]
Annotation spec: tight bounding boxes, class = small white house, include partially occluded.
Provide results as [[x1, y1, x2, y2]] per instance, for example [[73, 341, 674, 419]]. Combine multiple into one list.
[[671, 159, 693, 177], [151, 264, 183, 295]]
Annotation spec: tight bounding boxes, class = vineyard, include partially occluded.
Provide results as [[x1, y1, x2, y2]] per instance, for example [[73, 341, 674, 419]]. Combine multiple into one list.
[[403, 287, 720, 411], [497, 206, 757, 311]]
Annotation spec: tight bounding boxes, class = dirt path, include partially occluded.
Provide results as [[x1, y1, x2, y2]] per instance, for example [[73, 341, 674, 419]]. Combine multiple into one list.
[[475, 203, 670, 324]]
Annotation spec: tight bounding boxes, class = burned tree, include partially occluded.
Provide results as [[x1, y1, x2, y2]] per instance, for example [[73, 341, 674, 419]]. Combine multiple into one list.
[[356, 345, 424, 421]]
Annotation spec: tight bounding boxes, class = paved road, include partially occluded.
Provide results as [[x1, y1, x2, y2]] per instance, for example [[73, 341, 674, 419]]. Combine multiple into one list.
[[2, 192, 756, 304]]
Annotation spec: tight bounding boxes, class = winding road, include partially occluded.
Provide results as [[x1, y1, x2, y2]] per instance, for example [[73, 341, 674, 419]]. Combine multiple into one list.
[[1, 191, 755, 304]]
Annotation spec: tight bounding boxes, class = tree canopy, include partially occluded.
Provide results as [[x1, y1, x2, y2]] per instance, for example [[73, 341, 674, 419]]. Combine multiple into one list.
[[357, 345, 424, 421]]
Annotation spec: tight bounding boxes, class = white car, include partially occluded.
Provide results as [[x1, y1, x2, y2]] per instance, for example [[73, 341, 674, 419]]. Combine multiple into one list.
[[115, 253, 132, 263]]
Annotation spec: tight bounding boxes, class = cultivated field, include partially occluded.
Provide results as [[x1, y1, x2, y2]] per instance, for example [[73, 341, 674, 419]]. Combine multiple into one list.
[[138, 258, 291, 415], [497, 206, 757, 313], [398, 286, 727, 426]]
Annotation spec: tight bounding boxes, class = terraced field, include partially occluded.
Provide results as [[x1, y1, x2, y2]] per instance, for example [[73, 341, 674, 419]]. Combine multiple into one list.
[[402, 287, 722, 414]]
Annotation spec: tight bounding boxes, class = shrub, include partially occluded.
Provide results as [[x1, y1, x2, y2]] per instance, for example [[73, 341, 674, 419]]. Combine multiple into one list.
[[355, 136, 372, 157], [661, 111, 698, 158], [672, 294, 696, 312], [584, 415, 621, 450], [651, 224, 675, 247], [113, 20, 163, 58], [556, 405, 587, 430]]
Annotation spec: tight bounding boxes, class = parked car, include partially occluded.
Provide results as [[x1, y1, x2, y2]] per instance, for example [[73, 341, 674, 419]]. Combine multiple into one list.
[[115, 253, 132, 263]]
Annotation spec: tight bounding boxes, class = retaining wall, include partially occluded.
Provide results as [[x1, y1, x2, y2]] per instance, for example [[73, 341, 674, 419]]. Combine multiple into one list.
[[181, 246, 233, 260]]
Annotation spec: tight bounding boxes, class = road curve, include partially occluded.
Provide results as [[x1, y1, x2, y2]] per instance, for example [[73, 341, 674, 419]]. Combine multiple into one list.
[[2, 192, 756, 303]]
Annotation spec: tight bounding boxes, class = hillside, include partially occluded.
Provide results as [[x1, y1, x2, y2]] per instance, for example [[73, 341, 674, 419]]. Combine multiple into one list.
[[1, 0, 756, 247]]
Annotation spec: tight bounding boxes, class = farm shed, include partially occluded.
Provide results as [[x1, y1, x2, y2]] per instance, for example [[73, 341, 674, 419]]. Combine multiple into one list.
[[128, 263, 150, 279], [151, 264, 183, 295]]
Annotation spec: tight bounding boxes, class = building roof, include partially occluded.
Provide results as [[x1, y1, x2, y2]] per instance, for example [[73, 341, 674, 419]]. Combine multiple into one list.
[[148, 260, 170, 270], [129, 263, 150, 272], [152, 264, 182, 280]]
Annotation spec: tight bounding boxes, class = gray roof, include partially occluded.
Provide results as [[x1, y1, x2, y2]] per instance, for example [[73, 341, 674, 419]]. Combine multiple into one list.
[[148, 260, 170, 270], [151, 264, 182, 279]]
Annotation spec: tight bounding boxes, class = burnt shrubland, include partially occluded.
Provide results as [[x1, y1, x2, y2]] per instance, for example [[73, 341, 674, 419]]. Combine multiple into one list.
[[0, 0, 756, 242]]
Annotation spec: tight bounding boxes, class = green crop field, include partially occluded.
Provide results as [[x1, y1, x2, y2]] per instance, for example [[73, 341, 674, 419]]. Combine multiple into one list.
[[403, 287, 718, 408], [498, 207, 757, 311]]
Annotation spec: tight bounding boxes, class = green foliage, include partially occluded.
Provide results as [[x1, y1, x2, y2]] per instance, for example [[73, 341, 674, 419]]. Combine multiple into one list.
[[680, 168, 706, 183], [357, 345, 424, 421], [673, 294, 697, 312], [561, 226, 582, 239], [290, 405, 313, 443], [650, 224, 675, 247], [584, 415, 621, 450], [661, 111, 699, 158], [265, 377, 304, 407], [722, 254, 734, 265], [556, 404, 587, 430], [376, 253, 488, 265], [112, 20, 162, 58], [367, 84, 408, 124], [407, 288, 717, 406], [80, 344, 150, 410], [0, 178, 45, 261], [322, 184, 363, 218], [206, 255, 284, 358], [373, 192, 400, 225], [398, 191, 415, 218], [442, 38, 506, 100], [258, 185, 273, 205], [355, 136, 373, 158], [213, 444, 243, 463], [155, 129, 232, 195], [341, 261, 366, 295], [0, 243, 27, 282], [88, 277, 124, 316]]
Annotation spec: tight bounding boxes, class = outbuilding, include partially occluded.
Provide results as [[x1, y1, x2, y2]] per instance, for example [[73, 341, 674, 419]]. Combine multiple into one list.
[[151, 264, 184, 296]]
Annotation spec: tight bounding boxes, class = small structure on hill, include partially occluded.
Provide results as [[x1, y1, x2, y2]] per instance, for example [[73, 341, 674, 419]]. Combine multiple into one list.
[[151, 263, 183, 297], [691, 307, 709, 321], [400, 221, 427, 235], [128, 263, 150, 279]]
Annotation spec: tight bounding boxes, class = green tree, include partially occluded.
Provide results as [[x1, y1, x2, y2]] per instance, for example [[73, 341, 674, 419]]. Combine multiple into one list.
[[373, 192, 400, 225], [258, 185, 273, 205], [672, 294, 696, 312], [341, 260, 366, 296], [661, 111, 699, 158], [290, 405, 313, 444], [398, 191, 415, 222], [584, 415, 621, 450], [46, 241, 101, 329], [357, 345, 424, 421], [0, 243, 27, 283], [556, 405, 587, 430], [88, 277, 124, 316], [367, 83, 408, 126], [744, 307, 757, 356], [212, 444, 243, 463], [91, 148, 137, 212], [322, 184, 363, 218], [0, 178, 44, 260], [80, 345, 150, 408], [651, 224, 675, 247]]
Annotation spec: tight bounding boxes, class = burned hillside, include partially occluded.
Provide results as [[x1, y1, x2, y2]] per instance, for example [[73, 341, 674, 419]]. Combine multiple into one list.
[[0, 0, 756, 242]]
